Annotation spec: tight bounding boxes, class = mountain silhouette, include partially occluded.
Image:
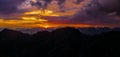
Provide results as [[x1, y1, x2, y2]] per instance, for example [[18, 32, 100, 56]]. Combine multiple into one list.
[[0, 27, 120, 57], [0, 28, 30, 40]]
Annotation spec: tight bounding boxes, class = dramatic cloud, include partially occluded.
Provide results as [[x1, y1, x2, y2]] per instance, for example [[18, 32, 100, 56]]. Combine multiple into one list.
[[0, 0, 25, 14], [0, 0, 120, 28], [98, 0, 120, 12], [75, 0, 84, 4], [30, 0, 53, 9], [30, 0, 83, 10], [71, 0, 120, 27]]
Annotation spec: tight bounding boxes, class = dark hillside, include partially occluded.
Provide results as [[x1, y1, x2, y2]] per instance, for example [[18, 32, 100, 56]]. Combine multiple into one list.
[[0, 27, 120, 57]]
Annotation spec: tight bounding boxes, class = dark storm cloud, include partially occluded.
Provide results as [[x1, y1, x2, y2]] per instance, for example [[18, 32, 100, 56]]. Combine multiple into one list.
[[98, 0, 120, 12], [0, 0, 25, 14], [30, 1, 43, 8], [30, 0, 52, 9], [30, 0, 85, 10], [44, 0, 52, 9], [31, 0, 66, 9], [75, 0, 84, 4], [71, 0, 120, 26], [57, 0, 66, 8]]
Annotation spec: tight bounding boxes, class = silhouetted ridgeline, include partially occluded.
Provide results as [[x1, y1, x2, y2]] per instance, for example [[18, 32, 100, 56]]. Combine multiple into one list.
[[0, 27, 120, 57]]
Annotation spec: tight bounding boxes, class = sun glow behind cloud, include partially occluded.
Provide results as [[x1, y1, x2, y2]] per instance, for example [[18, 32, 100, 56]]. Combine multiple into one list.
[[0, 7, 87, 29], [0, 19, 95, 29], [0, 10, 56, 29], [0, 8, 94, 29], [0, 0, 87, 29], [24, 10, 60, 16], [0, 0, 119, 29], [0, 9, 78, 29], [0, 9, 117, 29]]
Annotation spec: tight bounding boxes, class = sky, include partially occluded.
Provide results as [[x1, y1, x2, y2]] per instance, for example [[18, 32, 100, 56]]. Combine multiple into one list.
[[0, 0, 120, 29]]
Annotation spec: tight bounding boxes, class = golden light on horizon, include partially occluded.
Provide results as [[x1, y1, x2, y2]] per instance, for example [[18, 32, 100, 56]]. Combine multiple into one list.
[[22, 17, 37, 20], [22, 16, 48, 22], [0, 19, 116, 29], [44, 25, 50, 29], [0, 9, 117, 29], [24, 10, 60, 17]]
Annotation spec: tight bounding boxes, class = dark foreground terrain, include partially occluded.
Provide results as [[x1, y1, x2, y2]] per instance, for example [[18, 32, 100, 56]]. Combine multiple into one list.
[[0, 27, 120, 57]]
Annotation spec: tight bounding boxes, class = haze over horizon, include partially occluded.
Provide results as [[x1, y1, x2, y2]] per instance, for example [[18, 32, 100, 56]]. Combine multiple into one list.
[[0, 0, 120, 29]]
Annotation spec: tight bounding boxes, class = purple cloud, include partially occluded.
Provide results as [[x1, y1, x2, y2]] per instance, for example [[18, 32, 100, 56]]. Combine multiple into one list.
[[0, 0, 25, 14], [70, 0, 120, 27]]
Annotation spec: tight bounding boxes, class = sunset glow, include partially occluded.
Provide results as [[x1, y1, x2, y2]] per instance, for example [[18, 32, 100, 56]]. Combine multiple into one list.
[[24, 10, 60, 17], [0, 18, 116, 29], [0, 0, 120, 29], [0, 9, 118, 29], [43, 24, 50, 29]]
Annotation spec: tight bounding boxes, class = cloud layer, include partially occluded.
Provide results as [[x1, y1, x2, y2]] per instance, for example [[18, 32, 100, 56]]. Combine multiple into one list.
[[0, 0, 25, 14], [0, 0, 120, 28], [70, 0, 120, 27]]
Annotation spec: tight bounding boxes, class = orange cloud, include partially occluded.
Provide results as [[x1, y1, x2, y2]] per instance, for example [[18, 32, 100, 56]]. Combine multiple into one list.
[[0, 0, 119, 29]]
